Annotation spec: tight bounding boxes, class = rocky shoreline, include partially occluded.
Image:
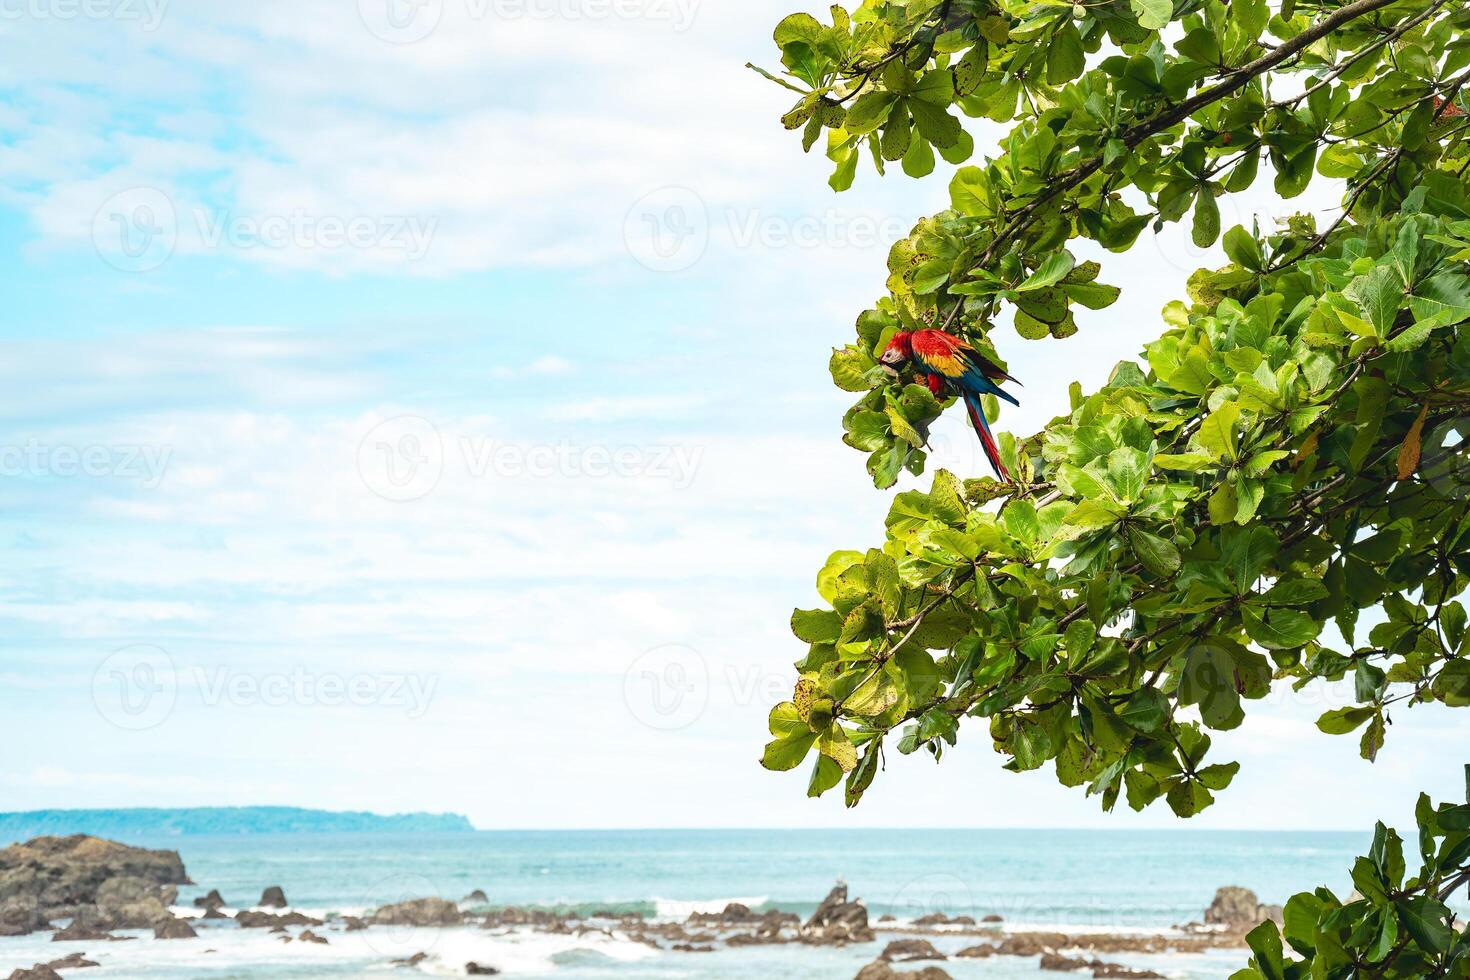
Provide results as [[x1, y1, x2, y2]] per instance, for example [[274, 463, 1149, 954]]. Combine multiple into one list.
[[0, 835, 1281, 979]]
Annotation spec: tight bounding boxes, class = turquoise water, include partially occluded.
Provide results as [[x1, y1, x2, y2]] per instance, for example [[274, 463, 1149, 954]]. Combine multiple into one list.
[[0, 829, 1383, 979]]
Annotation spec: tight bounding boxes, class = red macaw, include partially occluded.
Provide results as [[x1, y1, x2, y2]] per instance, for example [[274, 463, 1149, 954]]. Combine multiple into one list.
[[878, 328, 1020, 480]]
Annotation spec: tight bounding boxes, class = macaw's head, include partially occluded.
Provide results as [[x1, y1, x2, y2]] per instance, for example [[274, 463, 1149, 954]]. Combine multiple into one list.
[[878, 331, 913, 376]]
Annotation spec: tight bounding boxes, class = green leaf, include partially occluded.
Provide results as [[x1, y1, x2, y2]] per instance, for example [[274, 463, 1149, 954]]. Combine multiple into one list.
[[1127, 526, 1182, 577], [1316, 705, 1374, 735], [1130, 0, 1172, 31]]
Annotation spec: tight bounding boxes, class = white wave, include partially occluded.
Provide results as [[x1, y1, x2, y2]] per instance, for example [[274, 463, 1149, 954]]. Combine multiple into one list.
[[652, 895, 769, 918], [411, 928, 660, 976]]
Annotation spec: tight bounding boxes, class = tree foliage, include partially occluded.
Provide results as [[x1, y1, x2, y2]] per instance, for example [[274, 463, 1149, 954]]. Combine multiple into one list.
[[752, 0, 1470, 956]]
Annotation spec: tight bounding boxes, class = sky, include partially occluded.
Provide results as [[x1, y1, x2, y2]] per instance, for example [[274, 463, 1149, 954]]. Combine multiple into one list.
[[0, 0, 1465, 832]]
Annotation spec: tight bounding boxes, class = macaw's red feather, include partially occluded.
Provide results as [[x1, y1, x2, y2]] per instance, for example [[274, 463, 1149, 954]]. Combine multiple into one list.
[[964, 394, 1010, 480]]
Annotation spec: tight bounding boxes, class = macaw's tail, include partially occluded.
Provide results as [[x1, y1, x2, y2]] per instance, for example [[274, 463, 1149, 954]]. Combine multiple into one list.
[[963, 391, 1011, 481]]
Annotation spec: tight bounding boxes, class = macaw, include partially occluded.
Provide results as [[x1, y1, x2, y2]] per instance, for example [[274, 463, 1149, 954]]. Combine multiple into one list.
[[878, 328, 1020, 480]]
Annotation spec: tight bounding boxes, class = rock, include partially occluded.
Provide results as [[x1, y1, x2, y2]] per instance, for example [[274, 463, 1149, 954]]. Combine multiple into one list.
[[297, 929, 328, 945], [236, 910, 322, 929], [7, 967, 63, 980], [854, 963, 954, 980], [340, 916, 367, 931], [803, 884, 873, 945], [390, 952, 428, 966], [462, 890, 489, 905], [671, 943, 714, 952], [1203, 887, 1282, 932], [370, 897, 462, 927], [192, 890, 225, 910], [997, 932, 1070, 956], [955, 944, 996, 958], [878, 914, 896, 922], [96, 876, 172, 928], [912, 913, 951, 926], [50, 910, 114, 942], [0, 900, 48, 937], [1040, 952, 1091, 971], [153, 917, 197, 939], [43, 954, 98, 971], [465, 964, 500, 975], [982, 914, 1004, 923], [0, 837, 188, 930], [880, 938, 945, 961], [202, 908, 228, 921], [258, 887, 288, 909], [1092, 966, 1164, 979]]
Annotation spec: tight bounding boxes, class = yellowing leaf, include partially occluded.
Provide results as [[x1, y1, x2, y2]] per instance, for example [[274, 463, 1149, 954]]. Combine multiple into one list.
[[1397, 405, 1428, 481]]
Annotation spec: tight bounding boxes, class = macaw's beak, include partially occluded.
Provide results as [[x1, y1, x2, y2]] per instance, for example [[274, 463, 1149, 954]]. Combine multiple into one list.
[[878, 349, 907, 377]]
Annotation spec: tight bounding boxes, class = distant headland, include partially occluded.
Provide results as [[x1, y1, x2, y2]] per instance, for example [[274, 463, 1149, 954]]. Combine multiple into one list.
[[0, 806, 474, 841]]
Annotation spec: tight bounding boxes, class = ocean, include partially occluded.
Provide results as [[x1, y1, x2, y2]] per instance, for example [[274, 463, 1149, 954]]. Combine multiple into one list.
[[0, 829, 1395, 979]]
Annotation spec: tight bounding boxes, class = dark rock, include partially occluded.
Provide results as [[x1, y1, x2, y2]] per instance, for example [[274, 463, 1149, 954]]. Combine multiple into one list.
[[1203, 887, 1283, 933], [462, 890, 489, 905], [236, 910, 322, 929], [997, 932, 1070, 956], [982, 914, 1004, 923], [390, 952, 429, 966], [880, 938, 945, 961], [153, 917, 197, 939], [340, 916, 367, 931], [955, 944, 996, 958], [192, 890, 225, 910], [0, 900, 48, 937], [803, 884, 873, 945], [1040, 952, 1091, 971], [8, 966, 63, 980], [0, 837, 187, 930], [44, 954, 98, 971], [96, 876, 172, 927], [854, 963, 954, 980], [297, 929, 328, 945], [465, 964, 500, 975], [50, 910, 114, 942], [1092, 966, 1164, 979], [258, 887, 288, 909], [370, 898, 462, 927], [671, 943, 714, 952], [202, 908, 228, 920]]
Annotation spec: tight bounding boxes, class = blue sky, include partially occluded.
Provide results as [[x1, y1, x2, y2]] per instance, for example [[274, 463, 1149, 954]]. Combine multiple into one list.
[[0, 0, 1465, 830]]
